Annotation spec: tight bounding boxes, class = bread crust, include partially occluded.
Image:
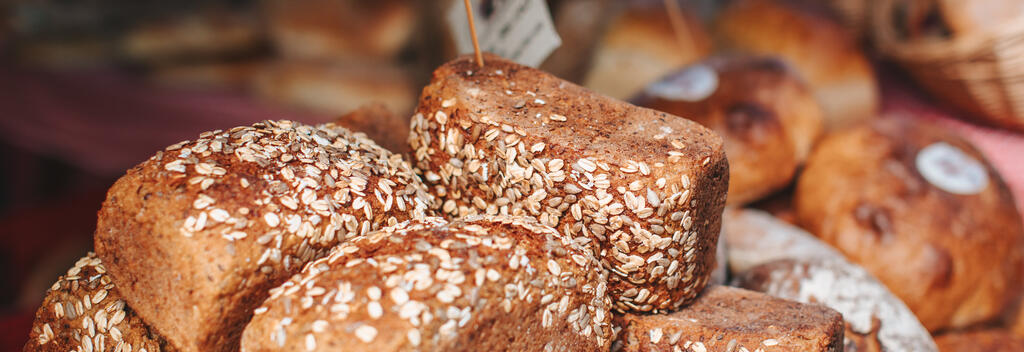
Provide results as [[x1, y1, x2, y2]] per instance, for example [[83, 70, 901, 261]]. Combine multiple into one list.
[[94, 120, 434, 351], [410, 54, 729, 313], [933, 329, 1024, 352], [333, 103, 411, 156], [242, 215, 613, 351], [25, 254, 172, 352], [636, 56, 823, 205], [795, 119, 1024, 331], [613, 285, 845, 352]]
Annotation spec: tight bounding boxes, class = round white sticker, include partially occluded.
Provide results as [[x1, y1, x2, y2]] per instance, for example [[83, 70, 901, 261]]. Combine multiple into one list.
[[915, 142, 989, 195], [645, 64, 719, 102]]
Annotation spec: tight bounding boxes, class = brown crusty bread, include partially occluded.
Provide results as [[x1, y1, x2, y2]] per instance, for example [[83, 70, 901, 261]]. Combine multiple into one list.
[[934, 329, 1024, 352], [716, 0, 878, 131], [25, 253, 172, 352], [795, 119, 1024, 332], [725, 209, 938, 352], [242, 215, 614, 351], [94, 120, 434, 352], [612, 285, 845, 352], [409, 54, 729, 313], [635, 55, 824, 205], [263, 0, 415, 61], [332, 103, 411, 156]]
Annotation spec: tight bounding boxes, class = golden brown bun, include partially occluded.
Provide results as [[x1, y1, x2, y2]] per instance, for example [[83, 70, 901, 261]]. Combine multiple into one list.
[[583, 4, 712, 100], [25, 254, 172, 352], [716, 0, 878, 131], [242, 215, 613, 351], [332, 103, 411, 156], [251, 61, 417, 116], [264, 0, 415, 61], [410, 54, 728, 313], [613, 285, 845, 352], [795, 119, 1024, 331], [934, 329, 1024, 352], [120, 11, 264, 64], [636, 56, 824, 205], [94, 121, 434, 351]]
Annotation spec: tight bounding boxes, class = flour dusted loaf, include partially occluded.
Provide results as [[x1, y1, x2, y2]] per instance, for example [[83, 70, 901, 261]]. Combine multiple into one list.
[[635, 55, 824, 205], [613, 285, 844, 352], [25, 253, 170, 352], [410, 54, 729, 312], [94, 120, 434, 351], [725, 209, 937, 352], [716, 0, 878, 131], [242, 215, 614, 351], [795, 119, 1024, 331]]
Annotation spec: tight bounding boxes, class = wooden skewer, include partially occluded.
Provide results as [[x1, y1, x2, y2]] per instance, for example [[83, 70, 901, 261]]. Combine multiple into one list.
[[663, 0, 694, 54], [464, 0, 485, 67]]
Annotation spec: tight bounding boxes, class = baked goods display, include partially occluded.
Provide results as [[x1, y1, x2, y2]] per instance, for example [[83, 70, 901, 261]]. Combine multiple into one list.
[[583, 3, 711, 100], [716, 0, 879, 131], [93, 120, 434, 351], [410, 54, 729, 312], [635, 55, 824, 205], [25, 254, 170, 352], [724, 208, 938, 352], [795, 119, 1024, 331], [613, 285, 845, 352], [243, 215, 613, 351]]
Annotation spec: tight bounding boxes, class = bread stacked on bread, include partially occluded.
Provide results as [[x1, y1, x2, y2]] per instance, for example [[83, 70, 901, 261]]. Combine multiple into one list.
[[409, 54, 729, 312], [716, 0, 878, 131], [613, 285, 845, 352], [795, 119, 1024, 331], [93, 120, 434, 351], [243, 215, 613, 351], [25, 254, 170, 352], [724, 209, 938, 352], [635, 55, 824, 205]]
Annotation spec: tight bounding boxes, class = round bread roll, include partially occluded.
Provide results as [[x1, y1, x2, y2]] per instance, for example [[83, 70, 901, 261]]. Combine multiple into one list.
[[94, 120, 435, 351], [723, 209, 938, 352], [716, 0, 878, 131], [242, 215, 614, 351], [795, 119, 1024, 331], [635, 56, 824, 205], [582, 2, 712, 100], [263, 0, 415, 61], [934, 329, 1024, 352], [25, 254, 169, 352], [411, 55, 729, 313]]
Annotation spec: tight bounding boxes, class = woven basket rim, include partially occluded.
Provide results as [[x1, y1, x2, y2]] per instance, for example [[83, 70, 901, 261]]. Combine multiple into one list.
[[872, 0, 1024, 61]]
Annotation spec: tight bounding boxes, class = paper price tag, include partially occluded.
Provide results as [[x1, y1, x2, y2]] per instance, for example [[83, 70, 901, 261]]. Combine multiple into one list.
[[446, 0, 562, 67], [645, 64, 719, 102]]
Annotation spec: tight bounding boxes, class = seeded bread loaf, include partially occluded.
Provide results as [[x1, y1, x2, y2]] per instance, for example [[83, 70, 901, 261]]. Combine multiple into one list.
[[94, 120, 434, 352], [612, 285, 845, 352], [716, 0, 878, 131], [635, 55, 824, 205], [795, 119, 1024, 331], [410, 54, 729, 313], [25, 253, 171, 352], [242, 215, 614, 351], [725, 209, 937, 352], [933, 329, 1024, 352]]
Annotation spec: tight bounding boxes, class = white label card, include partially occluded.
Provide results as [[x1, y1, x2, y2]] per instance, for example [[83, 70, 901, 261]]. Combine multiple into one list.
[[446, 0, 562, 67], [915, 142, 989, 195]]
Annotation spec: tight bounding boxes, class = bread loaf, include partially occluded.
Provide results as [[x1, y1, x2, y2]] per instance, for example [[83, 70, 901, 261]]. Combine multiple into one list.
[[94, 120, 434, 351], [332, 103, 411, 156], [724, 209, 937, 352], [410, 54, 729, 312], [242, 215, 614, 351], [613, 285, 845, 352], [25, 253, 171, 352], [716, 0, 878, 131], [263, 0, 415, 61], [795, 119, 1024, 331], [635, 56, 824, 205], [583, 3, 711, 100]]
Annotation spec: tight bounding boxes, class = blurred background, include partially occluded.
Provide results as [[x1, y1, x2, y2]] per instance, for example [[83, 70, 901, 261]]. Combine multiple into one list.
[[2, 0, 1024, 350]]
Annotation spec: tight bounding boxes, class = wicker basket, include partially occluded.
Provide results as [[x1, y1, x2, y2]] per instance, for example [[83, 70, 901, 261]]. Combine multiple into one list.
[[872, 0, 1024, 131]]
